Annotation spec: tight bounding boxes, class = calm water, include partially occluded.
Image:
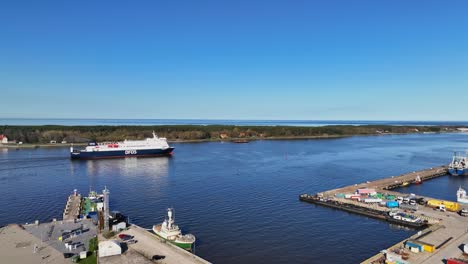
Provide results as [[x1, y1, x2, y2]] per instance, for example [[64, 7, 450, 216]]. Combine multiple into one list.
[[1, 133, 467, 263], [1, 118, 468, 126]]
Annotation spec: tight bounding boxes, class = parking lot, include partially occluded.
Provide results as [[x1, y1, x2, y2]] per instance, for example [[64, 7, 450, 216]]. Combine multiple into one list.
[[24, 219, 97, 256]]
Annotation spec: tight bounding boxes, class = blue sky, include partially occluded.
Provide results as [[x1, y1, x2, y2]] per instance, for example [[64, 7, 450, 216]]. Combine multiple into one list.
[[1, 0, 467, 120]]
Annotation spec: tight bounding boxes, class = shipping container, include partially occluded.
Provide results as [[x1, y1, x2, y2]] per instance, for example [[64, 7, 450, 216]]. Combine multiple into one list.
[[357, 188, 376, 194], [426, 199, 460, 212], [405, 241, 423, 252], [422, 243, 435, 253], [386, 201, 399, 208], [363, 198, 382, 203]]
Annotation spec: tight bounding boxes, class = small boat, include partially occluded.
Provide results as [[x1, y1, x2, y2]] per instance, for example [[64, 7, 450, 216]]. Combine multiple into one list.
[[414, 175, 422, 185], [401, 182, 410, 187], [456, 186, 468, 204], [152, 208, 196, 250]]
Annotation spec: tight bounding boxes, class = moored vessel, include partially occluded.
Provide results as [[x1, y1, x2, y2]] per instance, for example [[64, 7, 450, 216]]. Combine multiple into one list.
[[152, 208, 196, 250], [448, 152, 467, 176], [70, 132, 174, 159], [456, 186, 468, 204], [414, 175, 422, 184], [386, 211, 426, 228]]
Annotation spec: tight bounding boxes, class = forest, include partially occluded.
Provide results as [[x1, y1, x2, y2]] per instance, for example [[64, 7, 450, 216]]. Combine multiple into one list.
[[0, 125, 448, 144]]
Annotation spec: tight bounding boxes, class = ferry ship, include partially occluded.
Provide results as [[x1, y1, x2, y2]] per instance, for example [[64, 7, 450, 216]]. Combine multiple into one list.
[[152, 208, 196, 250], [448, 152, 467, 176], [70, 132, 174, 159]]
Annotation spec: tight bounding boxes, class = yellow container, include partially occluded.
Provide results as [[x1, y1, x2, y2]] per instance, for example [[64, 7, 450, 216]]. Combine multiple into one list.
[[426, 199, 460, 212], [422, 244, 435, 253]]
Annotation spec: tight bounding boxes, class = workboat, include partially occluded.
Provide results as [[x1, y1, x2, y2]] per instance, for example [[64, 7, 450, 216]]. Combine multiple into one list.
[[414, 175, 422, 184], [457, 187, 468, 204], [448, 152, 467, 176], [386, 211, 426, 228], [152, 208, 196, 250], [70, 132, 174, 159]]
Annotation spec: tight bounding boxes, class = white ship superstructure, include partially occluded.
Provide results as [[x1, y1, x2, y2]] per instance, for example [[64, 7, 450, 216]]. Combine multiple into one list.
[[457, 186, 468, 204], [70, 132, 174, 159]]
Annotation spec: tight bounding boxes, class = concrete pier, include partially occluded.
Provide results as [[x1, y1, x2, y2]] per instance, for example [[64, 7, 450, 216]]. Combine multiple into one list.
[[99, 224, 211, 264], [300, 165, 468, 264], [62, 191, 82, 221]]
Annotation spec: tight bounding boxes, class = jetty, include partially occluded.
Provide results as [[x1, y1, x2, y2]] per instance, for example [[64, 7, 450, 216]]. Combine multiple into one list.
[[300, 165, 468, 263], [62, 189, 82, 221]]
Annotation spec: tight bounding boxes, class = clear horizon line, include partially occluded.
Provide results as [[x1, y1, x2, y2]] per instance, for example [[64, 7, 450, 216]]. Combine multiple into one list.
[[1, 117, 468, 122]]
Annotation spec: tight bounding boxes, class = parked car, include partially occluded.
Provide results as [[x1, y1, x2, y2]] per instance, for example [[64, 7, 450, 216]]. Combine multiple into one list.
[[152, 255, 166, 260], [118, 234, 133, 240], [126, 239, 138, 244]]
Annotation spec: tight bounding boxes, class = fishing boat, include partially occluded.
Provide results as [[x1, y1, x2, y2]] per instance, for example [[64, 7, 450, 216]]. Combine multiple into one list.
[[152, 208, 196, 250], [456, 187, 468, 204], [448, 152, 467, 176]]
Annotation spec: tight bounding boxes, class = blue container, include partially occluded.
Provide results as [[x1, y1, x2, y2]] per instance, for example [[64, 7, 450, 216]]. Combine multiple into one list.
[[405, 241, 423, 252], [386, 201, 399, 208]]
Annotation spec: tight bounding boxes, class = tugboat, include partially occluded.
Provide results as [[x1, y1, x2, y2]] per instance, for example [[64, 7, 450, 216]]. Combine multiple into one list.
[[152, 208, 196, 250], [456, 186, 468, 204], [414, 175, 422, 185]]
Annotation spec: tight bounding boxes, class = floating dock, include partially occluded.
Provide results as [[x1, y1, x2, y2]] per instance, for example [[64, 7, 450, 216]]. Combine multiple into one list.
[[300, 165, 468, 263]]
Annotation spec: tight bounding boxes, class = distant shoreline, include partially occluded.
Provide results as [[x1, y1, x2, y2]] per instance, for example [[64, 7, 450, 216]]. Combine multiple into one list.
[[0, 130, 462, 149]]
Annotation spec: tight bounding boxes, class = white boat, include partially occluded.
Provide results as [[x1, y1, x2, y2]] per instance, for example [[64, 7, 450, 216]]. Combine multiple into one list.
[[152, 208, 196, 250], [448, 152, 467, 176], [456, 186, 468, 204]]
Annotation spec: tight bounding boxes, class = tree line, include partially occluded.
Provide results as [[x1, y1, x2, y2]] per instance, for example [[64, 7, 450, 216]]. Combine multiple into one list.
[[0, 124, 446, 144]]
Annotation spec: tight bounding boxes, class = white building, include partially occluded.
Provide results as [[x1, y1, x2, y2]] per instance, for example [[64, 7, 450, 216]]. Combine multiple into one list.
[[98, 240, 121, 258], [0, 135, 8, 144], [112, 222, 126, 232]]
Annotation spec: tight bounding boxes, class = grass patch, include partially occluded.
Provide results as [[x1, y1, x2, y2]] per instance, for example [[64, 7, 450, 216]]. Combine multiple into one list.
[[78, 252, 96, 264], [102, 231, 115, 239], [88, 236, 98, 252]]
